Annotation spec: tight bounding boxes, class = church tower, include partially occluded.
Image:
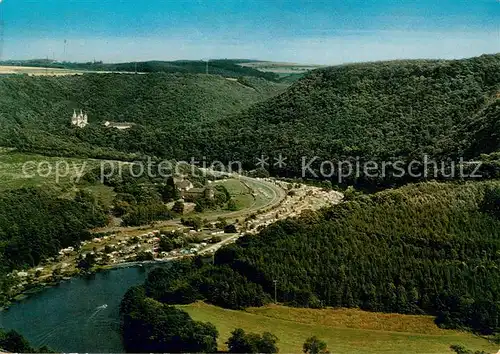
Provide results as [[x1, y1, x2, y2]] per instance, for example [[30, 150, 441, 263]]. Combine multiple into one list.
[[71, 109, 78, 125], [71, 109, 89, 128]]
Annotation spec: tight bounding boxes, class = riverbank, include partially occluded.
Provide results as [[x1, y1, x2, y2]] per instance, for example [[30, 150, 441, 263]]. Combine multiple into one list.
[[0, 265, 167, 352], [4, 178, 341, 307], [2, 258, 175, 311]]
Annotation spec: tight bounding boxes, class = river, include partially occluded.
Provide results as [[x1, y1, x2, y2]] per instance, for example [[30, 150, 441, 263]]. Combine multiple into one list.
[[0, 264, 168, 352]]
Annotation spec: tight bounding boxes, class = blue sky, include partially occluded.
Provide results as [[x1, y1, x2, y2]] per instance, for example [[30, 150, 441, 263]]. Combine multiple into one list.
[[1, 0, 499, 63]]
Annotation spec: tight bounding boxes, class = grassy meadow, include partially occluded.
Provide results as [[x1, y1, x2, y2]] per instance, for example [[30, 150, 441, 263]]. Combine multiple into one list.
[[200, 177, 284, 222], [213, 179, 254, 210], [181, 302, 498, 353], [0, 149, 117, 204], [0, 149, 91, 189]]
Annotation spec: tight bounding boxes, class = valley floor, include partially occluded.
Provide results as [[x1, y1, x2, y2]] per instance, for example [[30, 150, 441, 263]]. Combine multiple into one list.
[[181, 302, 499, 353]]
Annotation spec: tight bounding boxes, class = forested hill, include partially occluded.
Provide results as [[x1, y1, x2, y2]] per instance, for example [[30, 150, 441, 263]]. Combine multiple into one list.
[[0, 73, 287, 158], [2, 55, 500, 177], [143, 180, 500, 335], [195, 54, 500, 169]]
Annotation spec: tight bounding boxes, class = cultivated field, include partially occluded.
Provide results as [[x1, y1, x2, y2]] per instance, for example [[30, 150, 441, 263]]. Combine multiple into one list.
[[0, 65, 87, 76], [0, 65, 138, 76], [239, 61, 325, 74], [181, 302, 498, 353]]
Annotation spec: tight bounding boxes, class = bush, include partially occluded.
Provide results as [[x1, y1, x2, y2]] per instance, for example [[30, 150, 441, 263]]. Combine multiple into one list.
[[226, 328, 278, 353], [224, 224, 238, 233], [303, 336, 329, 354], [171, 200, 185, 214]]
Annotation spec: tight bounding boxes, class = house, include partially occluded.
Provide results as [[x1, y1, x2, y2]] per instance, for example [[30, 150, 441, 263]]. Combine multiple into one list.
[[183, 186, 215, 202], [61, 247, 74, 254], [174, 178, 194, 192], [103, 121, 135, 130]]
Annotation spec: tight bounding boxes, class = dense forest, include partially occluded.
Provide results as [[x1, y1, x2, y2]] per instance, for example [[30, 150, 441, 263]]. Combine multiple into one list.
[[188, 54, 500, 180], [0, 188, 107, 303], [1, 55, 498, 187], [0, 188, 107, 270], [0, 73, 287, 159], [135, 181, 500, 335], [120, 286, 219, 353]]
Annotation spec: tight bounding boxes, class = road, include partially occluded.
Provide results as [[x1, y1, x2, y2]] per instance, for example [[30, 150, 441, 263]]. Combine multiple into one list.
[[110, 178, 343, 268], [111, 234, 240, 269], [92, 173, 287, 234]]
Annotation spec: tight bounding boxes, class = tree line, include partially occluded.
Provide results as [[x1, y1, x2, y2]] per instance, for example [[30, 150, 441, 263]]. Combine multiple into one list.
[[120, 283, 330, 353], [0, 188, 107, 304], [1, 59, 280, 81], [134, 181, 500, 335]]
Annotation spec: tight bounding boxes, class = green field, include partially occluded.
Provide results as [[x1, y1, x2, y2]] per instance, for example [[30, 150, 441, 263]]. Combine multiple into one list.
[[0, 149, 93, 190], [0, 150, 117, 204], [214, 178, 282, 209], [202, 178, 284, 221], [181, 302, 498, 353], [213, 179, 254, 210], [238, 61, 325, 73]]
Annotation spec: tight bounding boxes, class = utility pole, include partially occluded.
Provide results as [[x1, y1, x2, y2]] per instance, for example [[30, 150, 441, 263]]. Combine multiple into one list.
[[273, 279, 277, 304], [205, 59, 209, 75], [0, 0, 4, 62]]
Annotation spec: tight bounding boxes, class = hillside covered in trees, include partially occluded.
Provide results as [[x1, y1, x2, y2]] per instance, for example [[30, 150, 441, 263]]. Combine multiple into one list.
[[0, 188, 107, 270], [191, 54, 500, 177], [0, 188, 107, 304], [1, 54, 498, 186], [136, 181, 500, 335], [0, 73, 287, 159]]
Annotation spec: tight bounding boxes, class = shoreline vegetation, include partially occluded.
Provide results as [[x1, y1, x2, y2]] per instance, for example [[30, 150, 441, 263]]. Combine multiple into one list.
[[1, 172, 340, 309]]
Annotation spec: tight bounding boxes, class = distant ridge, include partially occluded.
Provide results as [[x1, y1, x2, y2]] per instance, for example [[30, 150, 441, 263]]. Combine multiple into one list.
[[0, 59, 279, 81]]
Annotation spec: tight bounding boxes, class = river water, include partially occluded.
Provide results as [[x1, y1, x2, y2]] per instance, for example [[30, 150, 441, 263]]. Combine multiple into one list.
[[0, 264, 167, 352]]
